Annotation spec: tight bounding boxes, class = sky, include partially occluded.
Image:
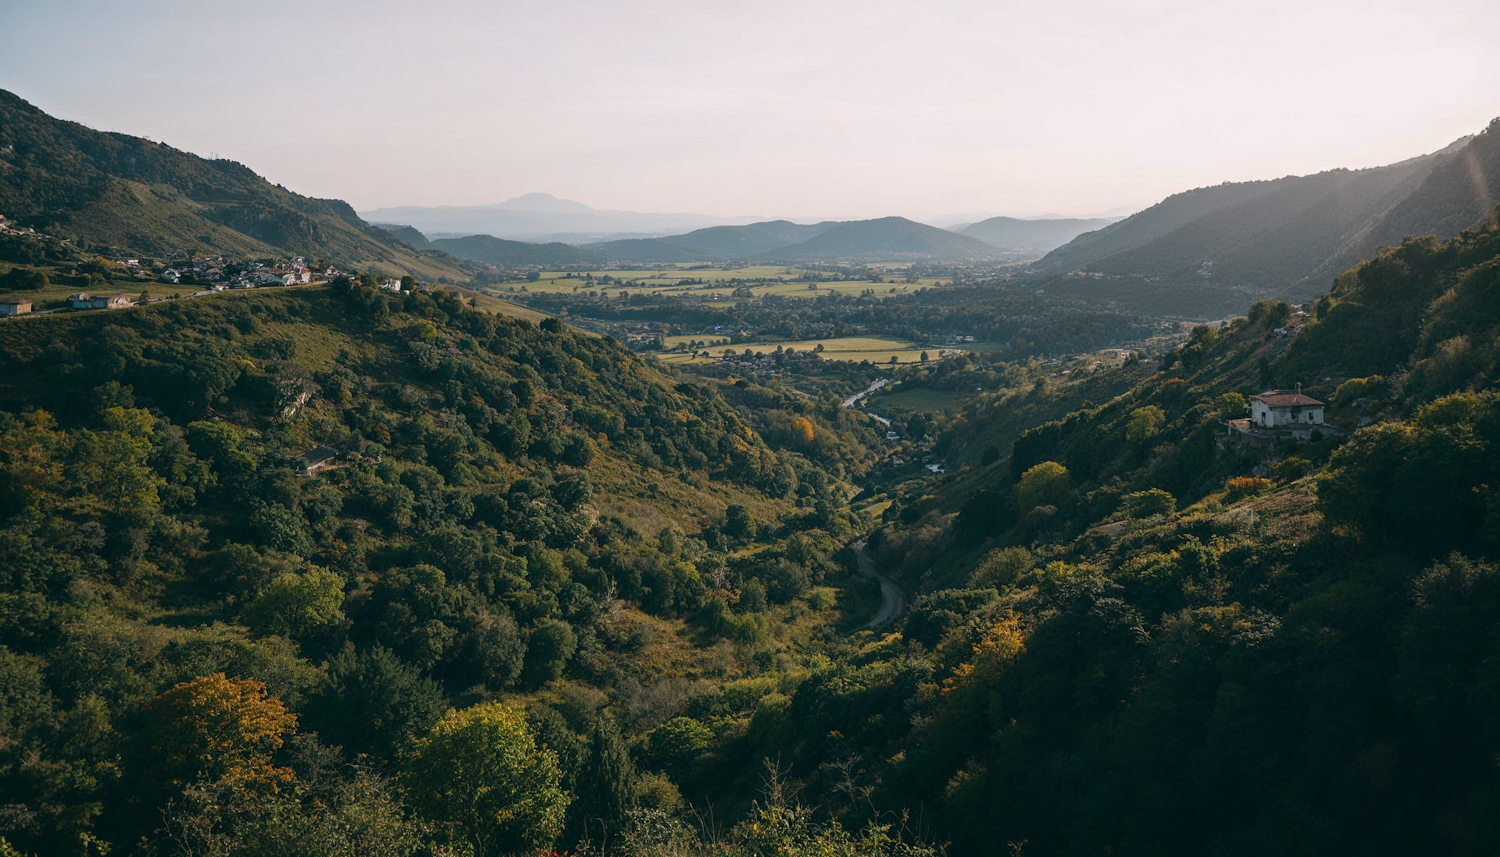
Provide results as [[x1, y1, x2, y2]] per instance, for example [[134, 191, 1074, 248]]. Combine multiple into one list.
[[3, 0, 1499, 220]]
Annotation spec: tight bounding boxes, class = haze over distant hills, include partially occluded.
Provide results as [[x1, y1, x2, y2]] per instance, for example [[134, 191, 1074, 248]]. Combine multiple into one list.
[[1034, 120, 1500, 296], [586, 216, 995, 263], [378, 216, 1001, 266], [956, 216, 1120, 253], [362, 193, 765, 242]]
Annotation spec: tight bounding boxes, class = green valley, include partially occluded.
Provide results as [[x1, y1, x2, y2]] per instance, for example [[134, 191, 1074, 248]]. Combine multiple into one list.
[[5, 77, 1500, 857]]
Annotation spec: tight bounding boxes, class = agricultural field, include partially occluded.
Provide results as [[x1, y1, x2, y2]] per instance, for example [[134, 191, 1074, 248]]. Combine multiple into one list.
[[656, 335, 934, 365], [505, 265, 944, 302], [866, 386, 969, 412]]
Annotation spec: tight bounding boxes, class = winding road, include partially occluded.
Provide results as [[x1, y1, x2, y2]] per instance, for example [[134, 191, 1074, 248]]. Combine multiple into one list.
[[855, 541, 905, 629]]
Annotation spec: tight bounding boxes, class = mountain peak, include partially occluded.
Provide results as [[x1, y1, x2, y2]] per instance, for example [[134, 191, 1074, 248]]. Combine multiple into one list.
[[491, 193, 596, 214]]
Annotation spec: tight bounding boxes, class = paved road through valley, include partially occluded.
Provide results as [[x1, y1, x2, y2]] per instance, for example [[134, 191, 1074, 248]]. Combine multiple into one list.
[[855, 541, 905, 629]]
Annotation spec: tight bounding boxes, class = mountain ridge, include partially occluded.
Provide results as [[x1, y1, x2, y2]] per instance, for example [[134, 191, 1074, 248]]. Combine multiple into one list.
[[0, 90, 469, 280], [586, 216, 995, 263], [1033, 128, 1497, 296], [428, 233, 600, 268]]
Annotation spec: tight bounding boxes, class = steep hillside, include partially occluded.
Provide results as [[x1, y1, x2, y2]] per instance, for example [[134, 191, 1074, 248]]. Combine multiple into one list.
[[1034, 132, 1485, 295], [429, 233, 599, 268], [765, 216, 996, 261], [1316, 118, 1500, 280], [0, 90, 467, 280], [802, 208, 1500, 855], [0, 279, 880, 854], [959, 215, 1118, 252], [589, 220, 834, 263]]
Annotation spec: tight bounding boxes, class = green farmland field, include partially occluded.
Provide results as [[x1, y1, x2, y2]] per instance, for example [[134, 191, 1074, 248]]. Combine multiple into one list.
[[658, 335, 934, 365]]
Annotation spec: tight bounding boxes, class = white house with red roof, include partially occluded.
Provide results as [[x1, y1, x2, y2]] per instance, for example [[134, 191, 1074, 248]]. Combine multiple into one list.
[[1251, 386, 1324, 428]]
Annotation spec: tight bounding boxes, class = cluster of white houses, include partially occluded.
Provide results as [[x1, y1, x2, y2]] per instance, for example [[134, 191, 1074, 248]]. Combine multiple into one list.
[[162, 257, 324, 290]]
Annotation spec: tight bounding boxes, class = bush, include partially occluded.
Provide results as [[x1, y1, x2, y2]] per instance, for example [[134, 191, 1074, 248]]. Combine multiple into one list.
[[1122, 488, 1176, 518], [1125, 406, 1166, 443], [240, 569, 345, 641], [309, 645, 446, 758], [524, 618, 577, 687], [969, 546, 1034, 589], [1215, 392, 1247, 418], [1333, 375, 1388, 406], [1017, 461, 1070, 513], [0, 267, 47, 291], [1248, 299, 1291, 328], [1225, 476, 1272, 501]]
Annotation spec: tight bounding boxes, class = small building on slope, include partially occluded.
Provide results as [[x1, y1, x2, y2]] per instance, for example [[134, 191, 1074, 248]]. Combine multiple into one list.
[[1251, 387, 1324, 428]]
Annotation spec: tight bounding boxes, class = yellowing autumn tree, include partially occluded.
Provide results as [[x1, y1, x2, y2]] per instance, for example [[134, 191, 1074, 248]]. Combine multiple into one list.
[[791, 416, 815, 446], [146, 673, 297, 791]]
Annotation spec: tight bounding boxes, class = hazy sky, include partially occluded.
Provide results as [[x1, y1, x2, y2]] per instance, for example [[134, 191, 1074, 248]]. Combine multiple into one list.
[[3, 0, 1498, 219]]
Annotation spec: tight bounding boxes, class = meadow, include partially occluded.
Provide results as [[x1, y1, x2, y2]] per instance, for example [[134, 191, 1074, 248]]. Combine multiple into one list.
[[865, 386, 969, 411]]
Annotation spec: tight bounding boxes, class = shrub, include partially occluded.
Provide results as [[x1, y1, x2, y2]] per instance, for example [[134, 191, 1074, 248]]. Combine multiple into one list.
[[1215, 392, 1247, 418], [1017, 461, 1070, 513], [1225, 476, 1272, 501], [1122, 488, 1176, 518], [1125, 406, 1166, 443], [0, 267, 47, 290]]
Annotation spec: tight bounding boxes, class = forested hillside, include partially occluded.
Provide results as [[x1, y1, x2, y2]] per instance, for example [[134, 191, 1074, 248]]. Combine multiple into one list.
[[814, 208, 1500, 855], [0, 91, 467, 280], [0, 279, 897, 856], [7, 87, 1500, 857]]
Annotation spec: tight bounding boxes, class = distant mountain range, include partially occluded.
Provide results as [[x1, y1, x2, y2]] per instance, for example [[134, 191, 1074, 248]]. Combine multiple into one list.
[[360, 194, 765, 242], [586, 220, 832, 263], [377, 216, 1000, 266], [426, 233, 599, 268], [585, 216, 995, 262], [0, 90, 469, 281], [1034, 120, 1500, 296], [956, 216, 1120, 253]]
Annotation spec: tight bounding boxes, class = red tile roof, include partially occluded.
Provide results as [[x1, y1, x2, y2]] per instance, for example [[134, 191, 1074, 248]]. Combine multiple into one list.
[[1253, 390, 1323, 407]]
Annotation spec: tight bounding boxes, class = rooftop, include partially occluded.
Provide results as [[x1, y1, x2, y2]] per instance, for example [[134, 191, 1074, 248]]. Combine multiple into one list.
[[1253, 389, 1324, 407]]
